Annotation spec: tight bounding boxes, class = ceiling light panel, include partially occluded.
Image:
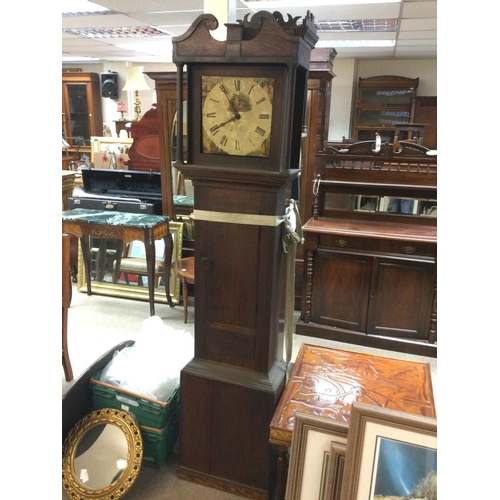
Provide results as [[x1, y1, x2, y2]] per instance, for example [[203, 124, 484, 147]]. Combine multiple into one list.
[[316, 19, 397, 32], [62, 26, 168, 38]]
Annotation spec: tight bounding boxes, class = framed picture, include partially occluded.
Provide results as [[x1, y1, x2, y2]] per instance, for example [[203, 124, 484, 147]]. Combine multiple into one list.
[[285, 412, 348, 500], [340, 402, 437, 500], [324, 443, 346, 500]]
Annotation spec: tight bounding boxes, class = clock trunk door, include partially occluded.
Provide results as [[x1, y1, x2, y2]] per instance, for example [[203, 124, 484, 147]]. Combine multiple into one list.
[[195, 217, 285, 372]]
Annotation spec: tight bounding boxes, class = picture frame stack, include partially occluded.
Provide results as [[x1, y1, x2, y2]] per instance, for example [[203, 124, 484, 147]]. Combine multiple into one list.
[[285, 403, 437, 500]]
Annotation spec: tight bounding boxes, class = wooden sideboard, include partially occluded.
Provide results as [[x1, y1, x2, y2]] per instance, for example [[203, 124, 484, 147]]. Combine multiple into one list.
[[296, 140, 437, 357]]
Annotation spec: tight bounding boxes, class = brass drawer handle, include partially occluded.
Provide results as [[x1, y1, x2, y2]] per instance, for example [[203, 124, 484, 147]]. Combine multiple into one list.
[[402, 245, 417, 254], [335, 238, 348, 247]]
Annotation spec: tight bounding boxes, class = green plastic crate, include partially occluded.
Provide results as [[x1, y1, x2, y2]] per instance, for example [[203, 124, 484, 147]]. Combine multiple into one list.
[[141, 405, 180, 468], [90, 370, 180, 429]]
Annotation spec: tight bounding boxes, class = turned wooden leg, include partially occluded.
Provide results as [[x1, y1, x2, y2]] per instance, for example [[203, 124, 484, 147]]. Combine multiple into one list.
[[144, 229, 156, 316], [182, 277, 188, 323], [163, 234, 174, 307]]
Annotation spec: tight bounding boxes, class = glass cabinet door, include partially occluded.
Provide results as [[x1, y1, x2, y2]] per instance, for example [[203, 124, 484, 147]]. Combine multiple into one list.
[[62, 73, 102, 147], [66, 83, 91, 145], [357, 109, 410, 125]]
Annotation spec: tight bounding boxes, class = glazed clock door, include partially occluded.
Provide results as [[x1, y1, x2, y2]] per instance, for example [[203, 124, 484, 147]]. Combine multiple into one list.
[[189, 64, 287, 171]]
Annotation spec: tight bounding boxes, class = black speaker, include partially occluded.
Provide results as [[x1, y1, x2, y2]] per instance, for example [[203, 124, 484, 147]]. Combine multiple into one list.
[[100, 72, 119, 99]]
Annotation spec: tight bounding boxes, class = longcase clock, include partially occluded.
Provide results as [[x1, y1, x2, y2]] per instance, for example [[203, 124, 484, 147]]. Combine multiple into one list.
[[172, 11, 317, 499]]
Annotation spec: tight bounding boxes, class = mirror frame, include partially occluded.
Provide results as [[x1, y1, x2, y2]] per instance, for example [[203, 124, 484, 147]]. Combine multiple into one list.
[[76, 221, 183, 305], [62, 408, 143, 500]]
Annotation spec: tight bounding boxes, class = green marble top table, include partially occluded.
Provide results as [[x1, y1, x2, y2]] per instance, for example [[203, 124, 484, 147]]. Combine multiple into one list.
[[173, 195, 194, 207], [62, 208, 174, 315], [62, 208, 170, 227]]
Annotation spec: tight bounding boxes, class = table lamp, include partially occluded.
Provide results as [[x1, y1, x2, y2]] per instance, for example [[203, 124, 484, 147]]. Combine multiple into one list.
[[122, 66, 150, 121], [117, 101, 127, 120]]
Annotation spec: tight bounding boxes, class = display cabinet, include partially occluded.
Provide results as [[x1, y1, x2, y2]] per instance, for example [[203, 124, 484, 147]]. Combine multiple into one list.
[[353, 75, 419, 142], [411, 96, 437, 149], [62, 72, 103, 148]]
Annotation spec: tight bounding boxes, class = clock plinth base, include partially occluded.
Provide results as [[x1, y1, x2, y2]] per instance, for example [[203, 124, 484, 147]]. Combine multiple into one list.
[[177, 467, 270, 500], [178, 358, 286, 498]]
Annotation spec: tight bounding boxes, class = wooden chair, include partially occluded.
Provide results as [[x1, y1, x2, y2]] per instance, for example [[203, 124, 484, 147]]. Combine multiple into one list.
[[171, 257, 194, 323], [62, 233, 73, 381], [112, 240, 164, 287]]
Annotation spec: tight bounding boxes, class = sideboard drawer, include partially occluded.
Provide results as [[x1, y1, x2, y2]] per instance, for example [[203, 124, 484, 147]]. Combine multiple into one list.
[[317, 233, 436, 258]]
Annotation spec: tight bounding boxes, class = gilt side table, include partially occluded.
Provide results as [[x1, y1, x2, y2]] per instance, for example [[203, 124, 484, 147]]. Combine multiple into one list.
[[62, 208, 174, 315]]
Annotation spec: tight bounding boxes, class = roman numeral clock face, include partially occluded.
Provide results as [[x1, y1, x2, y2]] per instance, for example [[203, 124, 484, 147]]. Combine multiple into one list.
[[201, 76, 274, 157]]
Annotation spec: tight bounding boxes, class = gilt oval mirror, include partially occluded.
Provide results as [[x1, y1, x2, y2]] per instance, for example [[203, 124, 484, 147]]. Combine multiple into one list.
[[62, 408, 143, 500]]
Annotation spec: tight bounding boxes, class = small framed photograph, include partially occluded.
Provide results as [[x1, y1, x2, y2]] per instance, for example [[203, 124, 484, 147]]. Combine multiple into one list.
[[340, 402, 437, 500], [285, 412, 348, 500]]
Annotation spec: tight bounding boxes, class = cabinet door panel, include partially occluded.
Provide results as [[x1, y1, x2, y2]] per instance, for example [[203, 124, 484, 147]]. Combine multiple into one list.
[[196, 220, 260, 367], [367, 257, 435, 339], [311, 250, 371, 331]]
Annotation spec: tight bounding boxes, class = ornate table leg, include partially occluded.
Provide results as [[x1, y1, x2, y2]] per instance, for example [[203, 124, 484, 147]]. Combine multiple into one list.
[[163, 232, 174, 307], [144, 228, 156, 316], [96, 239, 107, 281], [80, 235, 92, 295]]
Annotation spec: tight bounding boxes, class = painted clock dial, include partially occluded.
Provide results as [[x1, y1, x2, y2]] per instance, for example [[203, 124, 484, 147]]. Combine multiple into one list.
[[201, 76, 274, 157]]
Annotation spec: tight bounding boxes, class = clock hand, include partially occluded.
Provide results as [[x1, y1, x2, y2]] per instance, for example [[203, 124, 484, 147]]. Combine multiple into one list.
[[217, 112, 241, 128]]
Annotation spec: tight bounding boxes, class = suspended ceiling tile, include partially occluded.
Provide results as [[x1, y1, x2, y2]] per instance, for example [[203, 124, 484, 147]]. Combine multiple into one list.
[[94, 0, 205, 13], [129, 11, 204, 26], [62, 13, 142, 29], [398, 30, 437, 40], [400, 17, 437, 31], [402, 0, 437, 18]]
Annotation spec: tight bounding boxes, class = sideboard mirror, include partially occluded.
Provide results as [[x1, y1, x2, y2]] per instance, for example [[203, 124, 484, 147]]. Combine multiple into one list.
[[62, 408, 143, 499], [76, 221, 183, 305], [324, 193, 437, 217]]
